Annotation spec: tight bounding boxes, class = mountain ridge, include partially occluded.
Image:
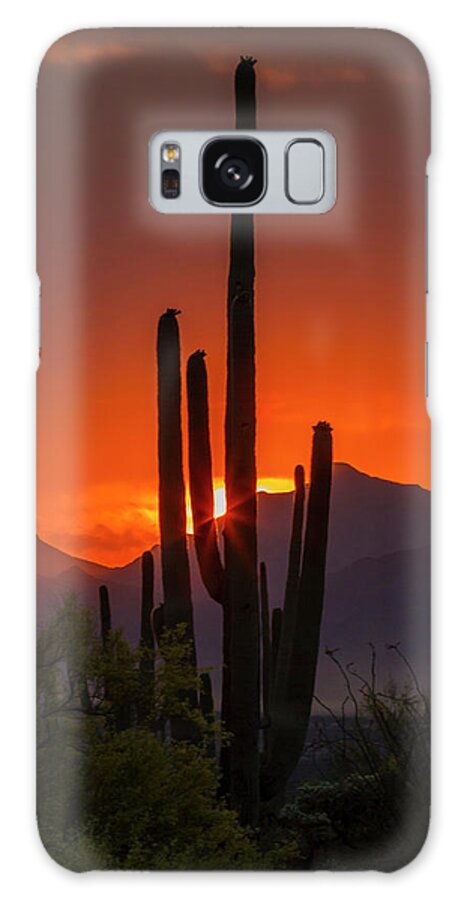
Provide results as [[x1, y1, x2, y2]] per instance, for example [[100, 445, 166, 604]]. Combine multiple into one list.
[[37, 463, 430, 706], [37, 462, 430, 577]]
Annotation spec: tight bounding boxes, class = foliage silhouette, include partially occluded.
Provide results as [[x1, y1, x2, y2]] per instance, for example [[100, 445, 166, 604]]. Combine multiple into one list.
[[280, 645, 430, 870], [37, 599, 297, 870]]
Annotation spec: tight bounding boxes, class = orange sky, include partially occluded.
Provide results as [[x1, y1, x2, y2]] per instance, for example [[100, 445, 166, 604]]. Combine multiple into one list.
[[37, 29, 430, 566]]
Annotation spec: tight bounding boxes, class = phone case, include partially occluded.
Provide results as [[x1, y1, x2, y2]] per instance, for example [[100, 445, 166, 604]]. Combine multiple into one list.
[[37, 28, 430, 872]]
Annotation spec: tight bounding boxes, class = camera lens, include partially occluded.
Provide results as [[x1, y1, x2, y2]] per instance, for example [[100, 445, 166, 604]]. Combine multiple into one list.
[[202, 138, 266, 205], [218, 157, 251, 190]]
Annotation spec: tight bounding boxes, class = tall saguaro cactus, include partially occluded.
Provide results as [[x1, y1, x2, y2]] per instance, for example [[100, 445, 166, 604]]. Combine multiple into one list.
[[225, 282, 260, 823], [157, 308, 197, 737], [185, 56, 260, 823], [187, 55, 260, 824], [157, 309, 194, 642], [225, 54, 260, 828]]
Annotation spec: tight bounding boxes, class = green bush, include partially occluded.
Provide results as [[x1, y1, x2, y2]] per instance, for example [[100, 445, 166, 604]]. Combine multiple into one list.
[[37, 598, 296, 870]]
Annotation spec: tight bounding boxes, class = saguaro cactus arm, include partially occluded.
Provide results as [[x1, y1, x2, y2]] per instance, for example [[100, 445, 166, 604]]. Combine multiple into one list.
[[150, 604, 165, 647], [270, 464, 305, 714], [187, 350, 225, 605]]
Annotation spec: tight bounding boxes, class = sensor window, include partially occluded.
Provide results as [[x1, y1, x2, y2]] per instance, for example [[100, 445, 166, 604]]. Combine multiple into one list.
[[286, 140, 324, 205]]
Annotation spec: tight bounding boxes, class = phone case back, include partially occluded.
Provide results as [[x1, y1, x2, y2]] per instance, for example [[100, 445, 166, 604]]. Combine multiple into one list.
[[37, 28, 430, 872]]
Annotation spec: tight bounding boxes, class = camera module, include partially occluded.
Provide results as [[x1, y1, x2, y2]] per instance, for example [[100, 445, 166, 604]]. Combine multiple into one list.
[[201, 138, 266, 205]]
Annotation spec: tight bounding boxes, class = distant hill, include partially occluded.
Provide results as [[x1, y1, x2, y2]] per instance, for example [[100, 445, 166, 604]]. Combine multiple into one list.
[[37, 463, 430, 707]]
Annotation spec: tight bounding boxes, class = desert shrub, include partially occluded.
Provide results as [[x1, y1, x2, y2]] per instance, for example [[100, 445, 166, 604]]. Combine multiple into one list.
[[280, 645, 430, 862]]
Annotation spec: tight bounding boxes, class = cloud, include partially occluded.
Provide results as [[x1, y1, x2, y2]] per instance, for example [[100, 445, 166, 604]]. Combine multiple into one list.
[[203, 57, 368, 90], [259, 65, 298, 90], [44, 30, 145, 67], [38, 480, 159, 566]]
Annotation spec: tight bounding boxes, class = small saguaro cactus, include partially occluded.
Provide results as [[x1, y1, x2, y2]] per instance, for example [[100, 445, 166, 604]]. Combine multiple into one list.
[[99, 584, 111, 650], [140, 550, 155, 665], [199, 672, 214, 721], [259, 561, 271, 750], [138, 550, 155, 724]]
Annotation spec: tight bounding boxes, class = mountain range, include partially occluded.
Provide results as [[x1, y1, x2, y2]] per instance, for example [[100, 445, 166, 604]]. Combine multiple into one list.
[[37, 463, 430, 708]]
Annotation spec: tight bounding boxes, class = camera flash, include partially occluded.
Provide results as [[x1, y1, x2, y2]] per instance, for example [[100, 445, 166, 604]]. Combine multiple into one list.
[[162, 143, 180, 163]]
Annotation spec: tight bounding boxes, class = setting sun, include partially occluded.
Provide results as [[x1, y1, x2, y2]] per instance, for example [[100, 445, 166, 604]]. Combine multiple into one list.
[[186, 479, 295, 534]]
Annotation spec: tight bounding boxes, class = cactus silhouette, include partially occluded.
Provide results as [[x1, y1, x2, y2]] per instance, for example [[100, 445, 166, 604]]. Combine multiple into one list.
[[199, 671, 215, 756], [98, 584, 111, 704], [199, 672, 214, 721], [260, 561, 271, 755], [99, 584, 111, 650], [187, 350, 333, 803], [270, 465, 305, 725], [224, 56, 260, 829], [271, 607, 282, 684], [185, 55, 260, 824], [234, 55, 257, 128], [138, 551, 155, 723], [157, 309, 195, 642], [289, 423, 333, 741], [157, 308, 197, 738], [140, 550, 155, 663], [187, 350, 224, 604], [262, 422, 333, 800], [150, 604, 165, 647], [97, 583, 133, 731], [159, 59, 333, 818]]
